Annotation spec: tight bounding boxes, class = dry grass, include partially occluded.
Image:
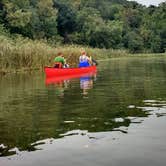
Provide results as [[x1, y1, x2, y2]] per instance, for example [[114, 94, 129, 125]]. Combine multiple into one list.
[[0, 35, 130, 74], [6, 35, 165, 74]]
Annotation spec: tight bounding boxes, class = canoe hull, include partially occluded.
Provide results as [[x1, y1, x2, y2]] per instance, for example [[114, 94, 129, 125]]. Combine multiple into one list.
[[44, 66, 97, 77]]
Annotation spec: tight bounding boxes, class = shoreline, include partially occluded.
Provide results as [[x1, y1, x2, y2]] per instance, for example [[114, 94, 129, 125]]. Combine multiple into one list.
[[1, 52, 166, 75], [0, 35, 165, 75]]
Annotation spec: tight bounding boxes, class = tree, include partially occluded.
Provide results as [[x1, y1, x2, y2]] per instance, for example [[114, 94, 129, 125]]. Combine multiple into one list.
[[2, 0, 58, 39], [125, 31, 144, 53], [89, 20, 123, 49], [0, 23, 6, 35], [0, 0, 165, 53], [151, 35, 162, 53], [0, 1, 4, 23], [33, 0, 58, 39], [73, 7, 102, 45], [122, 8, 142, 29], [55, 1, 77, 43], [142, 2, 166, 52], [99, 3, 123, 21], [3, 0, 32, 34]]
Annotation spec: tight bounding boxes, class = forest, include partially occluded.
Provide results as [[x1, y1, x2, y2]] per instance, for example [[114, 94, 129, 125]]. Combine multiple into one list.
[[0, 0, 165, 53]]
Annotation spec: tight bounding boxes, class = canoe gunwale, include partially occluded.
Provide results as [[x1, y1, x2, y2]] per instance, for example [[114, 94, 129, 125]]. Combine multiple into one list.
[[44, 66, 97, 77]]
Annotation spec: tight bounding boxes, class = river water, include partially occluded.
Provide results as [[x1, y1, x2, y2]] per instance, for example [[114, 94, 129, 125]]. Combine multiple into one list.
[[0, 56, 166, 166]]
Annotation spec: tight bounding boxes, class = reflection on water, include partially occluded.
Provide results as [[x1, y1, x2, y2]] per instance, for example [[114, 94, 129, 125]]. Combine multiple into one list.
[[49, 80, 70, 98], [80, 75, 94, 96], [0, 57, 166, 159], [45, 72, 96, 98]]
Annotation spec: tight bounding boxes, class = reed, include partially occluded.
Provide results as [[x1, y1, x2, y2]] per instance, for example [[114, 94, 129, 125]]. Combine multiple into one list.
[[0, 35, 130, 74], [3, 34, 165, 74], [0, 35, 56, 73]]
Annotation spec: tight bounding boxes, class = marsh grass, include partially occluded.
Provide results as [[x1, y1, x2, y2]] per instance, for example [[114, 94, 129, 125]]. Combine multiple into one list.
[[0, 35, 129, 74], [1, 35, 165, 74]]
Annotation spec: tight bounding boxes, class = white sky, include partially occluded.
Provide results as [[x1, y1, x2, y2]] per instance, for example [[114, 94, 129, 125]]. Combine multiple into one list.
[[128, 0, 166, 6]]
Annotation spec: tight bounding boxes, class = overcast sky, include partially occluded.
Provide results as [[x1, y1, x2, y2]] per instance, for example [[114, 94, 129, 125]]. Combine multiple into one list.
[[128, 0, 165, 6]]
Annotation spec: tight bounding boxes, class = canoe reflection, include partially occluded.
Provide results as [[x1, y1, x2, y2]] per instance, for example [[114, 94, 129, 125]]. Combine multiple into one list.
[[80, 76, 94, 96], [45, 71, 96, 85], [52, 80, 70, 97], [45, 71, 96, 96]]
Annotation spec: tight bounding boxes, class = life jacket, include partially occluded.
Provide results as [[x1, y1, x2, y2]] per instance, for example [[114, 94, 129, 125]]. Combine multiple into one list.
[[79, 61, 90, 67], [79, 55, 90, 67], [79, 55, 89, 62]]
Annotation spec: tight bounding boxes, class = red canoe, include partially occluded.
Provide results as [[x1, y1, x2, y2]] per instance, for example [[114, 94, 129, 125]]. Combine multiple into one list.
[[44, 66, 97, 77]]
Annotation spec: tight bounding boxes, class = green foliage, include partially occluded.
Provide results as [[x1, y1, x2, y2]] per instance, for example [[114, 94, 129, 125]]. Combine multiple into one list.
[[122, 8, 142, 28], [55, 1, 77, 42], [151, 35, 162, 53], [99, 3, 123, 20], [125, 31, 144, 53], [89, 21, 123, 49], [35, 0, 58, 39], [0, 0, 165, 53], [7, 10, 32, 28], [3, 0, 32, 36], [2, 0, 59, 39], [0, 2, 4, 23], [75, 7, 102, 44], [0, 24, 9, 36]]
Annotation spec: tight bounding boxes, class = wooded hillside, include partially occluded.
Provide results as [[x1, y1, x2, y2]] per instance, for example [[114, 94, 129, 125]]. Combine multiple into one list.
[[0, 0, 165, 53]]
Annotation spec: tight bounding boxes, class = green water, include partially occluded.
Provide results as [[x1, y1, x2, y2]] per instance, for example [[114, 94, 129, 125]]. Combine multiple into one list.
[[0, 56, 166, 165]]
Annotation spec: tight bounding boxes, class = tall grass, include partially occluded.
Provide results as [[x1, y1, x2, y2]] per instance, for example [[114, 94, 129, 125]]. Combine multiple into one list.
[[0, 34, 129, 74], [2, 34, 164, 74], [0, 35, 54, 73]]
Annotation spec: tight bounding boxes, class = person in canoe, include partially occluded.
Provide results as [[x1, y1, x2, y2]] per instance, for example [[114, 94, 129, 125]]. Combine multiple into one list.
[[54, 52, 69, 68], [79, 51, 92, 67]]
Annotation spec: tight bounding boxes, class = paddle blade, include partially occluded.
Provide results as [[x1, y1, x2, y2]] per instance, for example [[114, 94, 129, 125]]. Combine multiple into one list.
[[92, 59, 98, 66]]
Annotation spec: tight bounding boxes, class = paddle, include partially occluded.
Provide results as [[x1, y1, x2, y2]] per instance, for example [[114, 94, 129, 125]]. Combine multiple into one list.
[[92, 58, 98, 66]]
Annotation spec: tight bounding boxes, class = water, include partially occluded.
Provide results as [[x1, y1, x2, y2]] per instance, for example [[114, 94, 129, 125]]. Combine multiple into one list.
[[0, 56, 166, 166]]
